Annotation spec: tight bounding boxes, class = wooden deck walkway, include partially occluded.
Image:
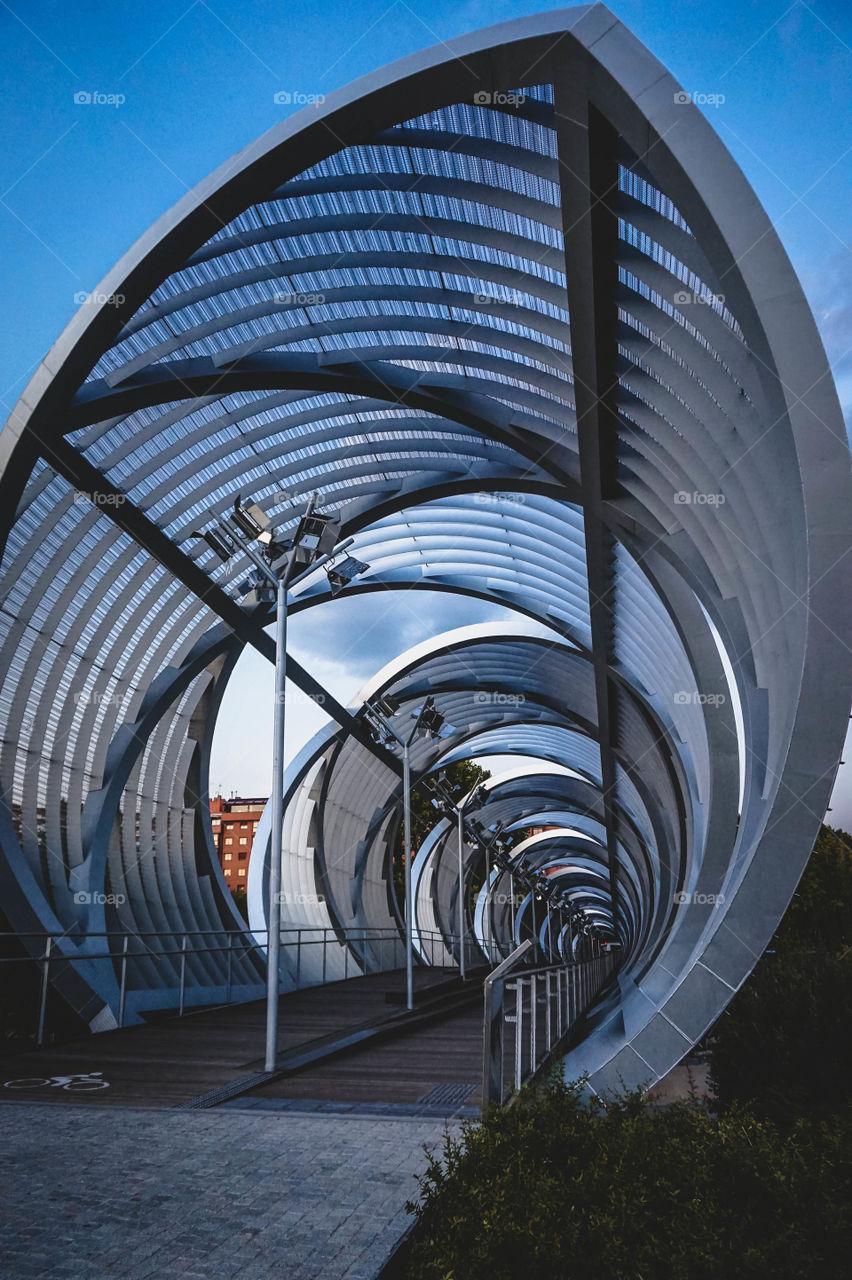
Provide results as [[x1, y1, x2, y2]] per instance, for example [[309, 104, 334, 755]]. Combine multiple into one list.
[[0, 968, 485, 1111]]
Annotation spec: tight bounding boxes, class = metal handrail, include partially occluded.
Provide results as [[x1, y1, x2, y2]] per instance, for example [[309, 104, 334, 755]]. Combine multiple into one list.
[[482, 949, 616, 1105], [481, 939, 534, 1104], [0, 926, 464, 1045]]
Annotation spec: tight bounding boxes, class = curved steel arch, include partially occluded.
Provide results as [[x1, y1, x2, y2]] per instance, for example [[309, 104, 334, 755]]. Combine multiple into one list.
[[1, 4, 850, 1089]]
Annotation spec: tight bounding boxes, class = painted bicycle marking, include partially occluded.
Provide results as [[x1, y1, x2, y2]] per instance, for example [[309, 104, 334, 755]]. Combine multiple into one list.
[[3, 1071, 109, 1092]]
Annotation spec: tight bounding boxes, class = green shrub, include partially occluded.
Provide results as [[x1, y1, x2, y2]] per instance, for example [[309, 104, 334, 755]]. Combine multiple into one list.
[[405, 1078, 851, 1280]]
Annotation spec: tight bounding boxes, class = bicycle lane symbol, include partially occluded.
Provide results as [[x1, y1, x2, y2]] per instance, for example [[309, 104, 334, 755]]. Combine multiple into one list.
[[3, 1071, 109, 1092]]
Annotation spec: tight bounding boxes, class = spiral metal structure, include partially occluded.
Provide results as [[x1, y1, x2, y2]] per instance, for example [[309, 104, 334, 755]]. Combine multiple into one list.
[[1, 5, 849, 1089]]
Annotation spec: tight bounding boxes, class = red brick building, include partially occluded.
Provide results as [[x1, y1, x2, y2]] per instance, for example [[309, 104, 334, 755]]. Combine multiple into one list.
[[209, 794, 267, 889]]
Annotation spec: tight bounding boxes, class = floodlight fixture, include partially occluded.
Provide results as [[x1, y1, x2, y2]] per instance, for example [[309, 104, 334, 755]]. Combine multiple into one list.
[[190, 529, 234, 562], [326, 555, 370, 596], [291, 510, 340, 567], [229, 496, 272, 543]]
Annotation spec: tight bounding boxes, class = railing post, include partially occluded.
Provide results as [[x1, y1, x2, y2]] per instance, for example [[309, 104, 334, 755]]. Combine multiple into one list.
[[322, 930, 328, 984], [296, 930, 302, 988], [179, 935, 187, 1016], [118, 935, 129, 1028], [482, 971, 505, 1106], [481, 940, 532, 1107], [515, 979, 524, 1092], [36, 936, 52, 1046], [530, 974, 537, 1072], [226, 933, 233, 1005], [545, 970, 552, 1052]]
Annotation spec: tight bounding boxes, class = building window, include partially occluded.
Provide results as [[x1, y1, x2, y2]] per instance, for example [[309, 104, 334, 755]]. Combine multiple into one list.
[[239, 837, 247, 845], [238, 851, 247, 861], [225, 837, 233, 846], [224, 853, 232, 862], [238, 869, 246, 877]]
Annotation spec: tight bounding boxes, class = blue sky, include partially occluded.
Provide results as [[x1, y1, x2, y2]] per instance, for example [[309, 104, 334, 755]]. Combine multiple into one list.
[[2, 0, 851, 822]]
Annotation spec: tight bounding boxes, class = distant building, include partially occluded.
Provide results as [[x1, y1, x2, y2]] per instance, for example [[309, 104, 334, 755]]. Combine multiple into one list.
[[209, 794, 267, 889]]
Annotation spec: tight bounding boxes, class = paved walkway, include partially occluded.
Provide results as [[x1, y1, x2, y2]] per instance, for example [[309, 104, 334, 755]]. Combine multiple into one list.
[[1, 1101, 458, 1280]]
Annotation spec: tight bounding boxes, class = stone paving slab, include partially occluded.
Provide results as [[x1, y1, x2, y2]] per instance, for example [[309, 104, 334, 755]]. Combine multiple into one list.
[[0, 1101, 459, 1280]]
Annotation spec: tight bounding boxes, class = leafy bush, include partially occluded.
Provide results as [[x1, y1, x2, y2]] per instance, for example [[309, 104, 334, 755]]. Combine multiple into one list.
[[405, 1078, 851, 1280]]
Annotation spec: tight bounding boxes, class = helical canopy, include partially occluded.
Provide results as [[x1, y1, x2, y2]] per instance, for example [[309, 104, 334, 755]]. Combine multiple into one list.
[[1, 4, 850, 1090]]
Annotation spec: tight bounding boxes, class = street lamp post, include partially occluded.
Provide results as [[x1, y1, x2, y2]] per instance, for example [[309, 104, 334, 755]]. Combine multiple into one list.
[[364, 695, 453, 1010], [194, 492, 367, 1071], [427, 777, 491, 980]]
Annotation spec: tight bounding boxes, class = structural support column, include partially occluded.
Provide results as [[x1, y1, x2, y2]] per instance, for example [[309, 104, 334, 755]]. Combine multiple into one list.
[[265, 574, 288, 1071], [553, 72, 623, 928], [403, 742, 414, 1010]]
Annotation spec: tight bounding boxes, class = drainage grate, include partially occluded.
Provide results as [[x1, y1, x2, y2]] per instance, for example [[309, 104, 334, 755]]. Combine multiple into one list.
[[416, 1082, 476, 1107], [175, 1070, 275, 1110]]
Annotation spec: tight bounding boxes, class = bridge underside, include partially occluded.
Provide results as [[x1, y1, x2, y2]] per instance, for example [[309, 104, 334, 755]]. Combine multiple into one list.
[[1, 4, 850, 1093]]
